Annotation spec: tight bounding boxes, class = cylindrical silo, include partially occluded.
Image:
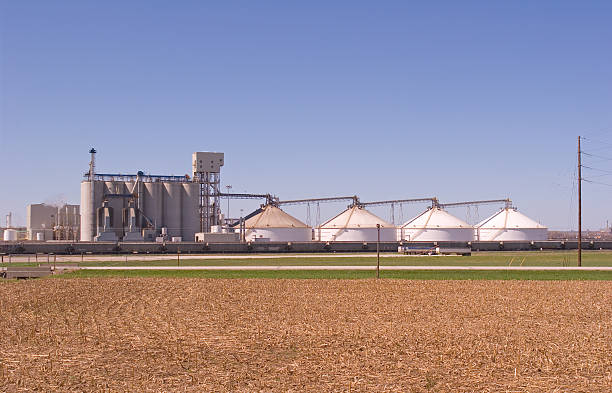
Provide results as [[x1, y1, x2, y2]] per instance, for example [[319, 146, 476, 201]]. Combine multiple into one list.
[[182, 183, 200, 241], [80, 181, 94, 241], [163, 182, 183, 238], [80, 180, 104, 241], [144, 182, 163, 230], [3, 229, 18, 241]]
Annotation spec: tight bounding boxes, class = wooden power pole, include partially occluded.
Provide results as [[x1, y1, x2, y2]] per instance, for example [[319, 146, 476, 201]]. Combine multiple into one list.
[[578, 136, 582, 267]]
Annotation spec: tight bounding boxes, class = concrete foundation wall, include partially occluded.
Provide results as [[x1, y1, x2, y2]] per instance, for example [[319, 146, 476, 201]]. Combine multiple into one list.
[[3, 240, 611, 255]]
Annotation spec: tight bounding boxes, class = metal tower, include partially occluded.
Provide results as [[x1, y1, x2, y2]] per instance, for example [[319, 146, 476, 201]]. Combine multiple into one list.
[[192, 152, 224, 232]]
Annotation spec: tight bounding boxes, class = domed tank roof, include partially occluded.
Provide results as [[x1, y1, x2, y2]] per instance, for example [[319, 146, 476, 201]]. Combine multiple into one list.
[[476, 208, 547, 229], [401, 207, 471, 229], [320, 205, 393, 229], [244, 205, 309, 229]]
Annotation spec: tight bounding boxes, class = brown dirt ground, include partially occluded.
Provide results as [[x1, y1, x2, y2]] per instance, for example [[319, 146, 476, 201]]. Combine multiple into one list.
[[1, 279, 611, 392]]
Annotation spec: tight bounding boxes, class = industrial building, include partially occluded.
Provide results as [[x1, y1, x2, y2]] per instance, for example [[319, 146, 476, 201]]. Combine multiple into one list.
[[475, 207, 548, 241], [20, 149, 536, 245], [81, 150, 226, 242], [27, 203, 80, 241], [399, 206, 474, 242], [318, 205, 396, 242]]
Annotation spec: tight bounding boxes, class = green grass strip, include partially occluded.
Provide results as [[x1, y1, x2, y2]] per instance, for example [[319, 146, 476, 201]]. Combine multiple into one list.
[[50, 269, 612, 280]]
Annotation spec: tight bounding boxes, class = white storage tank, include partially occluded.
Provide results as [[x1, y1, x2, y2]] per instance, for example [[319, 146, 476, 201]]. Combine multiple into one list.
[[3, 229, 18, 241], [318, 206, 395, 242], [243, 205, 311, 242], [475, 207, 548, 241], [399, 207, 473, 242]]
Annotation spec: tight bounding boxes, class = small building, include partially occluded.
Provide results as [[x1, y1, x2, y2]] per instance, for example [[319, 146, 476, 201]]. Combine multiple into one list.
[[399, 207, 473, 242], [475, 207, 548, 241], [318, 206, 396, 242]]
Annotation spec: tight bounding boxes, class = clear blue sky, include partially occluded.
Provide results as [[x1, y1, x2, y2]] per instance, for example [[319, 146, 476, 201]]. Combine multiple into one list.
[[1, 1, 611, 230]]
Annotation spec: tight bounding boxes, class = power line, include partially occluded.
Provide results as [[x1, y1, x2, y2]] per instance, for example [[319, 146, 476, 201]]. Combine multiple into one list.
[[582, 151, 612, 161], [584, 173, 612, 179], [583, 178, 612, 187], [582, 136, 612, 146], [581, 165, 612, 175]]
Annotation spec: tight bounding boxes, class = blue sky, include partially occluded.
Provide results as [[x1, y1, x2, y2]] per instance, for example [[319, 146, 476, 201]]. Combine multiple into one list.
[[1, 1, 611, 230]]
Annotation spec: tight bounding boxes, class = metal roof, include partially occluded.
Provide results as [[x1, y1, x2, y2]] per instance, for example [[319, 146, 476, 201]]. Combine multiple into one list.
[[476, 208, 547, 229], [320, 206, 393, 229], [243, 205, 309, 229], [401, 207, 472, 229]]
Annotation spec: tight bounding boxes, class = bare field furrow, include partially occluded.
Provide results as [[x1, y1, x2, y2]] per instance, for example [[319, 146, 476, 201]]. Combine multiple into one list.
[[1, 279, 611, 392]]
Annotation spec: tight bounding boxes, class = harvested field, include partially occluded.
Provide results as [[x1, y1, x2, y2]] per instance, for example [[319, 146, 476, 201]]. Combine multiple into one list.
[[1, 279, 611, 392]]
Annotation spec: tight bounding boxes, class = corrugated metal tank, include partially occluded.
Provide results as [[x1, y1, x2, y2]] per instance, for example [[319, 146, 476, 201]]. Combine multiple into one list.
[[476, 228, 547, 241], [400, 227, 474, 242], [319, 227, 396, 242], [246, 227, 312, 242], [163, 182, 183, 238], [318, 206, 396, 242], [241, 205, 312, 242], [182, 183, 200, 241], [474, 208, 548, 241], [399, 207, 474, 242]]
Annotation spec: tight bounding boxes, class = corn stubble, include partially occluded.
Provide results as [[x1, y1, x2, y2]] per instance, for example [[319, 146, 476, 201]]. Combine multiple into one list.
[[1, 279, 611, 392]]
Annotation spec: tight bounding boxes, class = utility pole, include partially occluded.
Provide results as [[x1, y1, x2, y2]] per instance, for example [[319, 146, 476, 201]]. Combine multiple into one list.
[[376, 224, 381, 279], [578, 136, 582, 267]]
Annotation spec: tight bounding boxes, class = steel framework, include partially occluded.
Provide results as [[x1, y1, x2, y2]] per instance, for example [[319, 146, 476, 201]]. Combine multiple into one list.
[[436, 198, 512, 209], [275, 195, 359, 207], [194, 172, 221, 233]]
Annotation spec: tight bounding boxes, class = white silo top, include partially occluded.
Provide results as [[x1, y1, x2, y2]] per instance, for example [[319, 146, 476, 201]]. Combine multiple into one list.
[[401, 207, 471, 229], [320, 205, 393, 229], [244, 205, 309, 228], [476, 208, 546, 229]]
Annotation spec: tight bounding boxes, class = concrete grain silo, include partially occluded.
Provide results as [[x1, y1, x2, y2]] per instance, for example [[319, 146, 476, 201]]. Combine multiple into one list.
[[80, 149, 224, 242], [182, 183, 200, 241], [144, 182, 164, 230], [163, 182, 183, 239]]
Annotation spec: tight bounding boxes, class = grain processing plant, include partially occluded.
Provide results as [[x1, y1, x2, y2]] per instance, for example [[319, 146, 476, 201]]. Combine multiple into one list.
[[75, 148, 550, 245], [80, 149, 226, 242]]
